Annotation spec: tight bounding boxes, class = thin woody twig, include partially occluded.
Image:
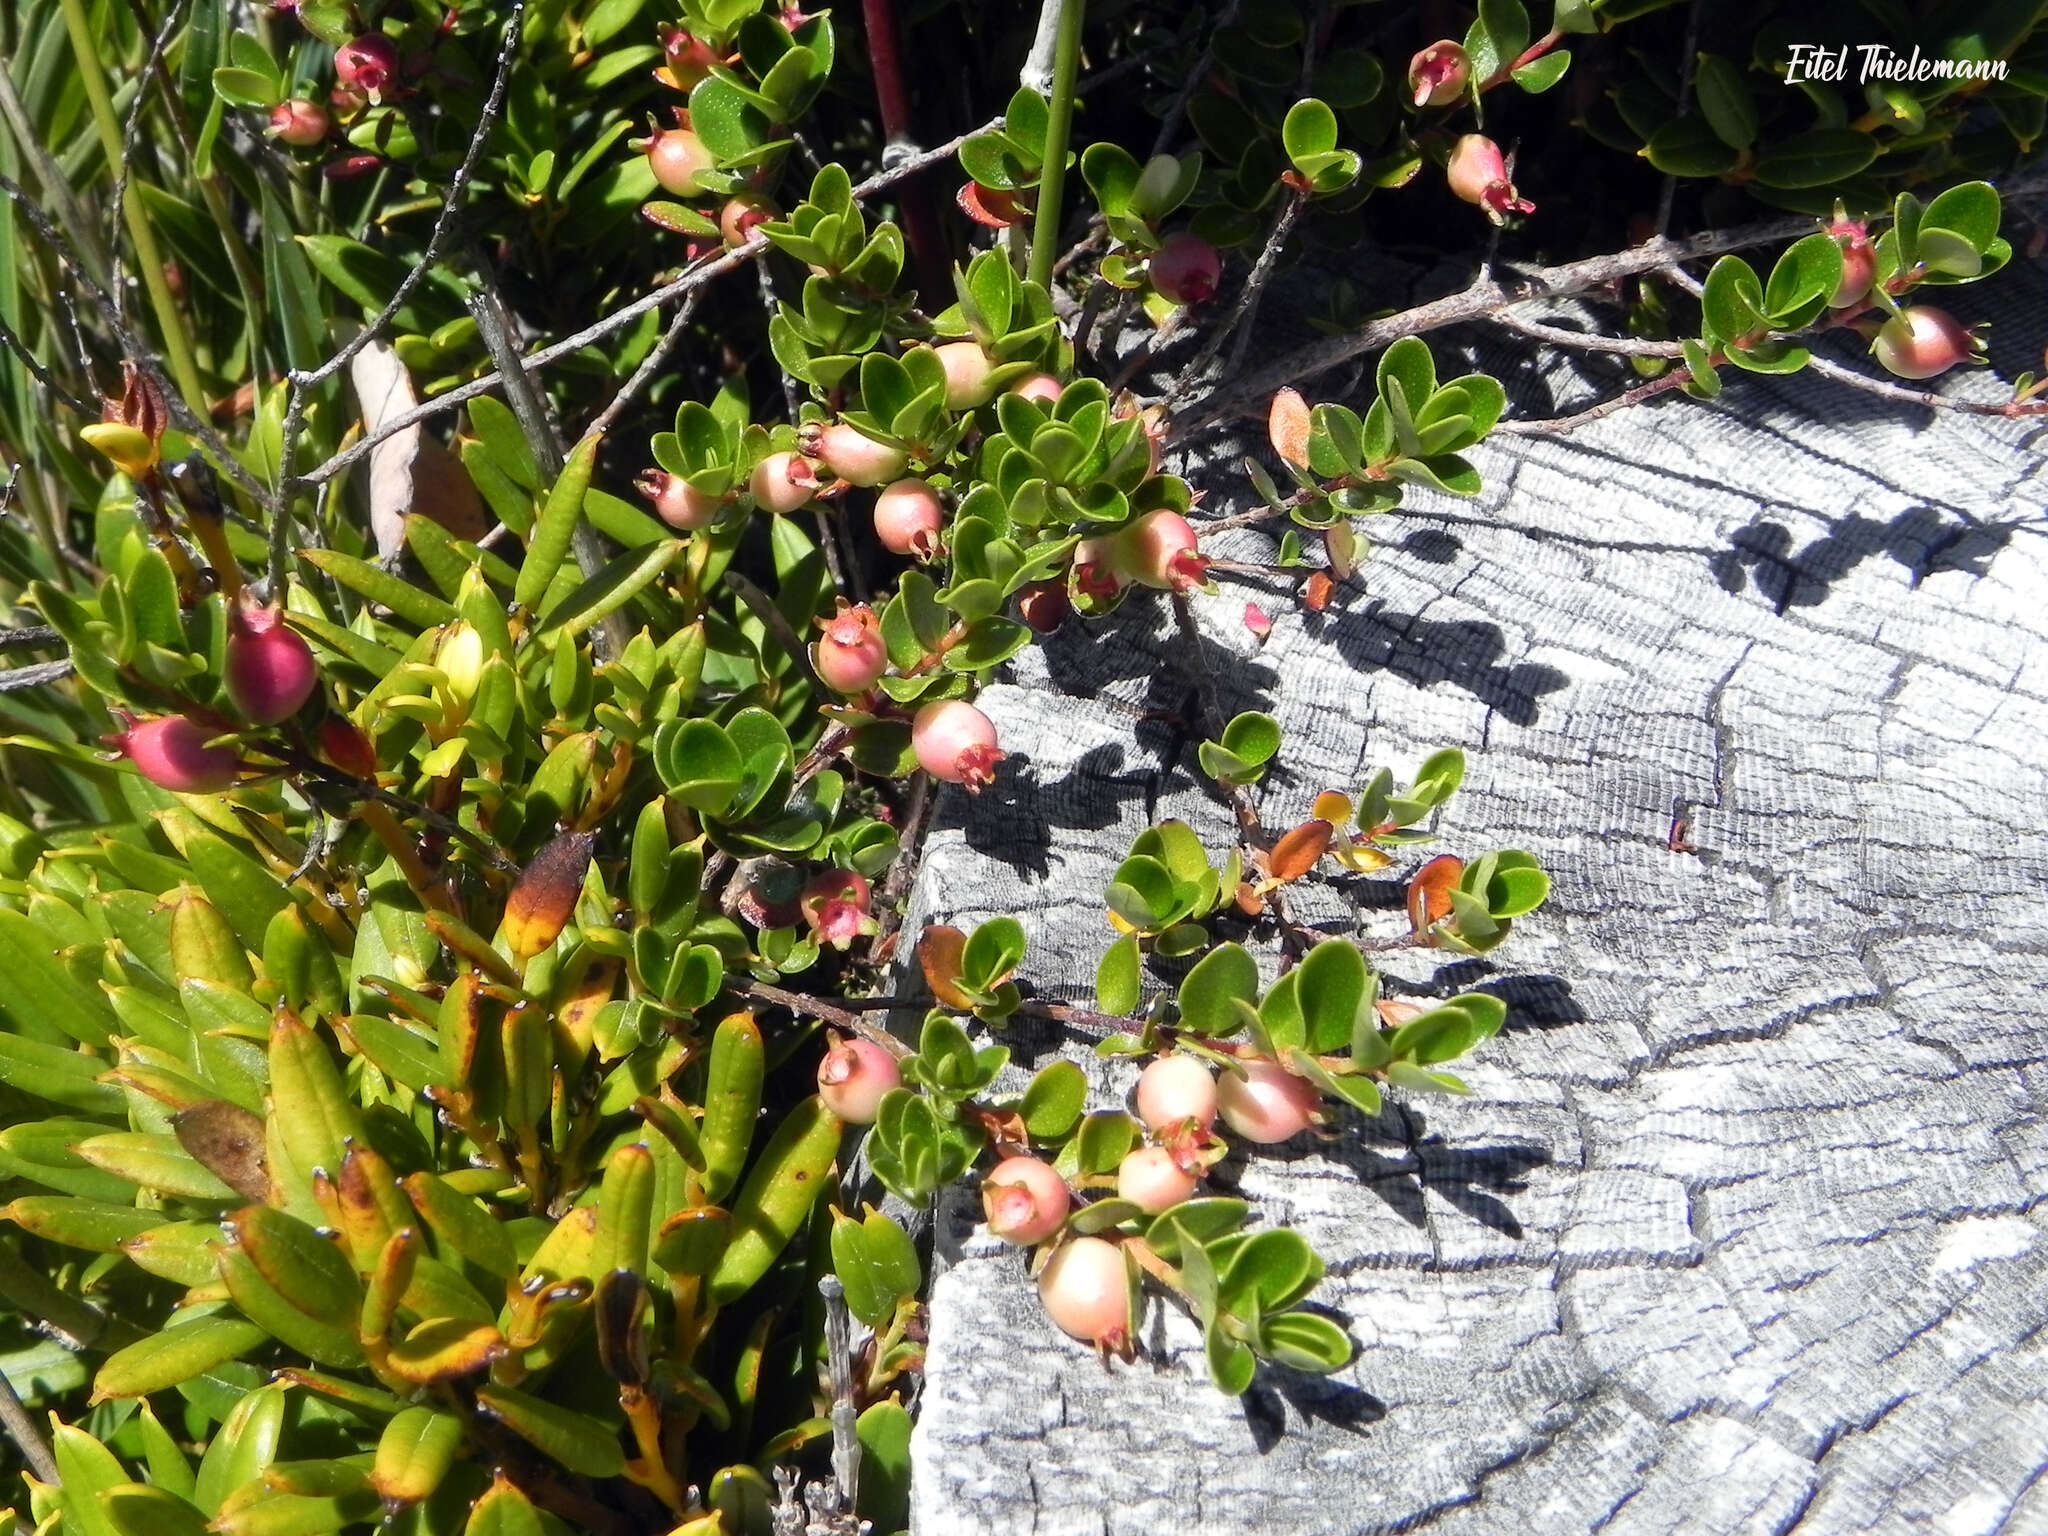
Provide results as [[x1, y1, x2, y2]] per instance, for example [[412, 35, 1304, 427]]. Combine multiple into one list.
[[297, 123, 997, 492], [0, 1371, 59, 1486], [1173, 171, 2048, 435], [105, 0, 186, 334]]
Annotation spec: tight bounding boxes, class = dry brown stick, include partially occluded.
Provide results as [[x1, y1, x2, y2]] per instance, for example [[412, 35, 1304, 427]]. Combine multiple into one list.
[[1174, 168, 2048, 435]]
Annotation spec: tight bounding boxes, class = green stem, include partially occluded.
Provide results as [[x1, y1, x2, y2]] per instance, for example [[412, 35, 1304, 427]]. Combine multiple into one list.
[[1026, 0, 1086, 290], [57, 0, 208, 416]]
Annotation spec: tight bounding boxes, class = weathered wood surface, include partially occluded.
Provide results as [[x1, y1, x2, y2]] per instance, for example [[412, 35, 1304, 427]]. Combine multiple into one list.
[[899, 263, 2048, 1534]]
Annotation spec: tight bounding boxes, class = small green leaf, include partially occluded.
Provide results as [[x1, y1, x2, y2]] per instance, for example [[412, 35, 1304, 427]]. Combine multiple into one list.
[[1095, 933, 1141, 1017], [1021, 1061, 1089, 1141]]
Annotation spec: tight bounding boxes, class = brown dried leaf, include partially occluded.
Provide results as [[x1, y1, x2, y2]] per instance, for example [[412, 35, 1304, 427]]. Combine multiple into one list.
[[1268, 387, 1311, 468], [1303, 571, 1335, 612], [1407, 854, 1465, 934], [171, 1100, 269, 1203], [918, 925, 975, 1009], [350, 336, 486, 556], [502, 831, 596, 963], [1267, 819, 1334, 884]]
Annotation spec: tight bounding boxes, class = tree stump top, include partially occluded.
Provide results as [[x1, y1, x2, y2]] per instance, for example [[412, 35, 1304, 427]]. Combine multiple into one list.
[[901, 269, 2048, 1533]]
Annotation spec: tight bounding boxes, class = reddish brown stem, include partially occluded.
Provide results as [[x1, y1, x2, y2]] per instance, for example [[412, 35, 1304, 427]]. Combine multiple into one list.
[[861, 0, 950, 300]]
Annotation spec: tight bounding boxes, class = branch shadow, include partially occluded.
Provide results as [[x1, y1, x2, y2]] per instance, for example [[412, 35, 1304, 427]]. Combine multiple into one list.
[[947, 739, 1158, 877], [1710, 507, 2018, 612], [1307, 601, 1570, 727], [1241, 1349, 1389, 1454]]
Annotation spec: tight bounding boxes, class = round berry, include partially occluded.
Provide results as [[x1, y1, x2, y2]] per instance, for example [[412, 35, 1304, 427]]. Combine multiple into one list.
[[1216, 1058, 1321, 1144], [873, 478, 944, 558], [721, 195, 778, 247], [1872, 306, 1981, 380], [1134, 1055, 1218, 1135], [110, 714, 240, 794], [224, 598, 318, 726], [811, 424, 909, 488], [1150, 233, 1222, 306], [933, 341, 996, 411], [647, 126, 714, 197], [1008, 372, 1064, 405], [1036, 1236, 1132, 1346], [812, 602, 888, 695], [816, 1034, 899, 1124], [1116, 1146, 1197, 1213], [910, 700, 1003, 792], [267, 100, 330, 146], [335, 34, 400, 95], [749, 451, 820, 514], [982, 1156, 1071, 1245], [637, 469, 723, 530]]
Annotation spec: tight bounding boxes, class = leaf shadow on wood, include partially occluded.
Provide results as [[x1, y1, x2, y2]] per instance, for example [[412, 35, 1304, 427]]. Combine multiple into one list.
[[1240, 1355, 1388, 1454], [1709, 507, 2017, 612], [940, 740, 1160, 879], [1305, 603, 1570, 727]]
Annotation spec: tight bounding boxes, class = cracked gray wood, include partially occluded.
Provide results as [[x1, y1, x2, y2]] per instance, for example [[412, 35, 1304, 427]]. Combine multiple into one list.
[[897, 260, 2048, 1534]]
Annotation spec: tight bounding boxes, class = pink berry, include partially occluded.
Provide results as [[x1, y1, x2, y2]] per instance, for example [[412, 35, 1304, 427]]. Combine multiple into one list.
[[1447, 134, 1534, 225], [910, 700, 1003, 792], [982, 1156, 1071, 1245], [1134, 1054, 1217, 1135], [800, 868, 873, 948], [817, 1034, 900, 1124], [812, 602, 888, 695], [224, 597, 318, 726], [1408, 41, 1469, 108], [932, 341, 996, 411], [1015, 580, 1070, 633], [872, 477, 944, 558], [1113, 510, 1206, 592], [109, 713, 240, 794], [267, 100, 330, 146], [1216, 1058, 1321, 1144], [646, 125, 714, 197], [1036, 1236, 1132, 1347], [810, 424, 909, 489], [637, 468, 724, 530], [721, 195, 777, 247], [1829, 219, 1876, 309], [1008, 373, 1063, 405], [659, 26, 721, 90], [1872, 306, 1982, 380], [1116, 1146, 1198, 1214], [334, 34, 400, 96], [1150, 233, 1222, 306], [748, 451, 820, 514]]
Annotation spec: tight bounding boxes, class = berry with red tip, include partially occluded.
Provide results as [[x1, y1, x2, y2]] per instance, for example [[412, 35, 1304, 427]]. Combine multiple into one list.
[[910, 700, 1004, 792], [1036, 1236, 1133, 1347], [1446, 134, 1535, 225], [748, 451, 820, 514], [809, 424, 909, 488], [800, 868, 874, 948], [1828, 218, 1877, 309], [1872, 306, 1983, 380], [658, 26, 721, 90], [873, 477, 944, 558], [816, 1034, 899, 1124], [933, 341, 996, 410], [982, 1156, 1071, 1245], [812, 601, 888, 694], [1134, 1054, 1218, 1135], [1150, 233, 1222, 305], [1114, 510, 1206, 592], [108, 714, 240, 794], [335, 34, 400, 96], [721, 195, 778, 247], [225, 597, 318, 725], [1216, 1058, 1321, 1144], [646, 124, 714, 197], [1407, 41, 1469, 107], [637, 469, 724, 530], [267, 100, 330, 146], [1117, 1146, 1198, 1213], [1008, 372, 1064, 405]]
